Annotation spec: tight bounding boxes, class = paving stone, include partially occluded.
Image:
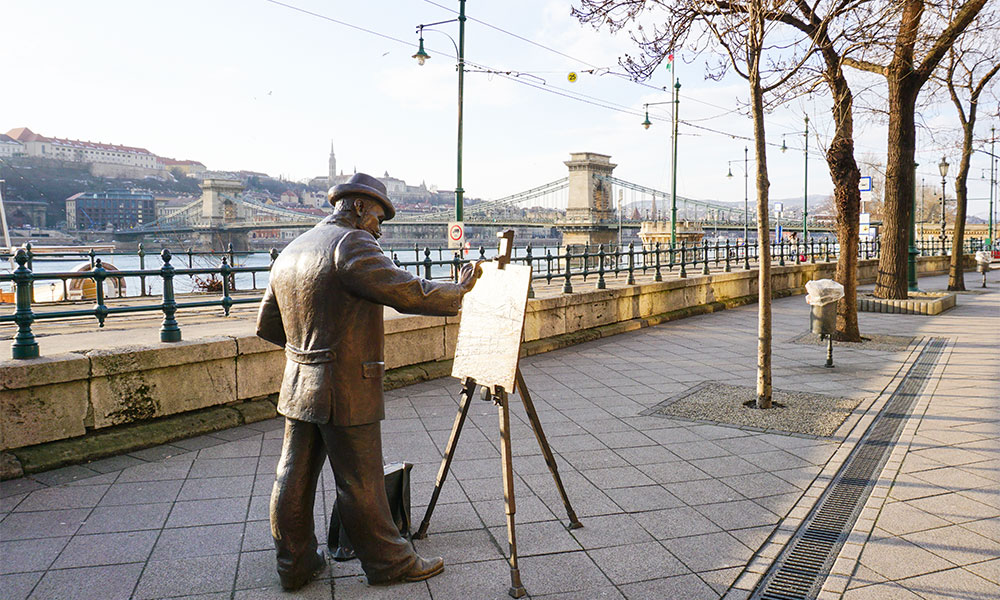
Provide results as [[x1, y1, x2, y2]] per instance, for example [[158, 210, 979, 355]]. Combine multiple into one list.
[[178, 475, 255, 501], [638, 461, 712, 485], [902, 524, 999, 566], [424, 559, 507, 600], [412, 528, 502, 564], [604, 485, 685, 513], [661, 531, 753, 572], [858, 533, 956, 581], [77, 502, 172, 535], [900, 566, 1000, 599], [0, 571, 42, 600], [115, 460, 193, 483], [694, 499, 781, 531], [908, 492, 999, 524], [98, 479, 183, 506], [581, 466, 656, 489], [587, 541, 688, 584], [0, 508, 89, 541], [515, 551, 612, 596], [28, 563, 143, 600], [0, 537, 69, 574], [667, 478, 745, 506], [133, 553, 240, 599], [188, 457, 259, 478], [27, 465, 101, 487], [639, 506, 722, 540], [619, 572, 718, 600], [165, 496, 250, 528], [13, 485, 108, 512], [841, 581, 927, 599], [488, 519, 581, 556], [53, 529, 159, 569], [151, 523, 244, 560]]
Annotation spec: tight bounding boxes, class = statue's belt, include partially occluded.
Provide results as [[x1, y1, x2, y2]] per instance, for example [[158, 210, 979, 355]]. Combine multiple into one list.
[[284, 345, 335, 365]]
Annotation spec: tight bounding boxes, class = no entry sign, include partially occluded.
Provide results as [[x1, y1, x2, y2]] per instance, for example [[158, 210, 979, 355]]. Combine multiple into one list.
[[448, 222, 465, 249]]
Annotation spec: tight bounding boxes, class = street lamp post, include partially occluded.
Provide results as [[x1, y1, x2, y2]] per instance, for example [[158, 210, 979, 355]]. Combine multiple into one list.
[[990, 126, 996, 250], [803, 115, 809, 241], [413, 0, 467, 222], [727, 147, 752, 269], [641, 79, 682, 246], [939, 156, 950, 254]]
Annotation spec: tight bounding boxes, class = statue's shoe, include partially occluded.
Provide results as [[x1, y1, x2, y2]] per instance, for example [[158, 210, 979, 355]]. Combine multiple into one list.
[[279, 550, 327, 591], [369, 556, 445, 585]]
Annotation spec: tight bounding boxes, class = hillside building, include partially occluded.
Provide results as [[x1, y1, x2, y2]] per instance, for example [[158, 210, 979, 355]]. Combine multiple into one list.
[[65, 189, 156, 230]]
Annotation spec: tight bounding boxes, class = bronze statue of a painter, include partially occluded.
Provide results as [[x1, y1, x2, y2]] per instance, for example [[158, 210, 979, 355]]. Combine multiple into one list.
[[256, 172, 481, 590]]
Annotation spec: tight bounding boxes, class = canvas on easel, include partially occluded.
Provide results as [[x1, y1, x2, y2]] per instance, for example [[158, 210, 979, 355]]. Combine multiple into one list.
[[450, 260, 531, 391]]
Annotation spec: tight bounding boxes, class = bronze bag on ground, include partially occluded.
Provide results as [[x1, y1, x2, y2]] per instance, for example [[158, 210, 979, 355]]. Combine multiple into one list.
[[327, 462, 413, 561]]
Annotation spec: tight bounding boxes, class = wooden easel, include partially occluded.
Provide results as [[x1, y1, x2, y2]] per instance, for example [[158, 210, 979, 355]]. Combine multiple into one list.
[[412, 231, 582, 598]]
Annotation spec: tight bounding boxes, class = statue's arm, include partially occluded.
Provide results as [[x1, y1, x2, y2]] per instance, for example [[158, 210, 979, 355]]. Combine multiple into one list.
[[255, 283, 287, 346], [337, 230, 464, 316]]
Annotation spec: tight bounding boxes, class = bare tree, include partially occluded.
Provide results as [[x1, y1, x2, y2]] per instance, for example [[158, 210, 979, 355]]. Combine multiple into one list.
[[842, 0, 988, 299], [573, 0, 816, 407], [936, 6, 1000, 290]]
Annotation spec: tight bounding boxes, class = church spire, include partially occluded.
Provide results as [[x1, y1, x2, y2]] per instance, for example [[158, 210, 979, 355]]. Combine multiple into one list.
[[328, 140, 337, 187]]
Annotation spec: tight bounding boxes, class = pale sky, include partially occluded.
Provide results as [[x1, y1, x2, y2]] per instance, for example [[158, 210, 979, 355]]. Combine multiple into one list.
[[4, 0, 997, 218]]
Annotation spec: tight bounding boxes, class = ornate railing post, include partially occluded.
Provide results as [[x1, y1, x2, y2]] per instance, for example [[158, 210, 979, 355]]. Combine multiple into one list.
[[525, 244, 535, 298], [392, 252, 402, 269], [187, 247, 195, 269], [597, 245, 607, 290], [11, 248, 39, 359], [744, 239, 751, 270], [138, 243, 147, 296], [562, 247, 574, 294], [423, 247, 432, 279], [159, 249, 181, 343], [627, 242, 636, 285], [88, 247, 96, 268], [810, 239, 816, 263], [654, 242, 663, 282], [702, 239, 710, 275], [680, 241, 687, 278], [668, 242, 675, 272], [92, 258, 109, 327], [545, 249, 553, 285], [582, 244, 591, 282], [220, 256, 233, 316], [226, 243, 237, 291], [778, 239, 786, 266], [724, 239, 731, 272]]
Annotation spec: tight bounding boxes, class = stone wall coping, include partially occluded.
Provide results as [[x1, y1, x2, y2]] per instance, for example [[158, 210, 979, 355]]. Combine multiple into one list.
[[87, 337, 237, 377], [0, 353, 91, 390]]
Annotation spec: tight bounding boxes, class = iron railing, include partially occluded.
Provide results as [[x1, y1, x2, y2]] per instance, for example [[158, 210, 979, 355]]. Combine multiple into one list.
[[2, 237, 988, 359]]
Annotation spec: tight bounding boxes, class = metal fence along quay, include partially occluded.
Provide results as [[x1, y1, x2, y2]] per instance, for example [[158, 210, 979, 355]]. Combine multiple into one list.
[[1, 237, 987, 360]]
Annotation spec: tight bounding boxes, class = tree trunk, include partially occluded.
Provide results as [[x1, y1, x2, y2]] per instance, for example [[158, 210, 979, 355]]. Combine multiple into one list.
[[875, 77, 919, 299], [749, 14, 772, 409], [948, 122, 973, 290], [825, 63, 863, 341]]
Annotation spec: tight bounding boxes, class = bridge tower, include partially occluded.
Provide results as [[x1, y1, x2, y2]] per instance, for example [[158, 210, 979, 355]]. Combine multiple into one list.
[[199, 179, 245, 224], [557, 152, 618, 248]]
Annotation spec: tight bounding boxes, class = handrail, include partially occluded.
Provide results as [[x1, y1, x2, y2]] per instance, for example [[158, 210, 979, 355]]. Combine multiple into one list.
[[2, 236, 985, 359]]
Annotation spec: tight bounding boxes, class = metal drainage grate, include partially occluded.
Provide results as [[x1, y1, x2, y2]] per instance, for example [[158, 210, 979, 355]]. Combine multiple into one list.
[[750, 338, 946, 600]]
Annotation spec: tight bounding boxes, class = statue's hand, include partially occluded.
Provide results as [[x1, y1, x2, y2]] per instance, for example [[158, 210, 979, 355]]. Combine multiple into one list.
[[458, 260, 484, 293]]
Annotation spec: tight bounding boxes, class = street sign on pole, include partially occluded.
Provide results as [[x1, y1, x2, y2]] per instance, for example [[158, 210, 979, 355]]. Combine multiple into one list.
[[448, 221, 465, 249]]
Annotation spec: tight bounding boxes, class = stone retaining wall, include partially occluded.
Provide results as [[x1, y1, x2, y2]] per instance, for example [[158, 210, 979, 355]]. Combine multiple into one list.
[[0, 255, 963, 461]]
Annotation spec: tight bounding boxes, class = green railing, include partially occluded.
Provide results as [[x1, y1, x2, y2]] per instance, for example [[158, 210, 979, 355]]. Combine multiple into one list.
[[2, 237, 987, 359]]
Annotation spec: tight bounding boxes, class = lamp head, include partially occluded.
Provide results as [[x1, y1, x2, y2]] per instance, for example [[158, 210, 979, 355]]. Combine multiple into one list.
[[727, 165, 733, 178], [781, 136, 787, 153], [938, 156, 949, 178], [412, 36, 430, 65], [641, 109, 651, 130]]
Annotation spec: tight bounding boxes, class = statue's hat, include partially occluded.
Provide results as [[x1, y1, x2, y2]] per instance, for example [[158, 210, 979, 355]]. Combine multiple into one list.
[[328, 173, 395, 220]]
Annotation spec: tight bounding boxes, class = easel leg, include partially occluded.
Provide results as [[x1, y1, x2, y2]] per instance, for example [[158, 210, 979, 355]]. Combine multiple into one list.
[[497, 386, 526, 598], [413, 377, 476, 539], [515, 369, 583, 529]]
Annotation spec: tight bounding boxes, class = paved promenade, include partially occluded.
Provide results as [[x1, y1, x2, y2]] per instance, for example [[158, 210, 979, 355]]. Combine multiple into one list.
[[1, 272, 997, 599]]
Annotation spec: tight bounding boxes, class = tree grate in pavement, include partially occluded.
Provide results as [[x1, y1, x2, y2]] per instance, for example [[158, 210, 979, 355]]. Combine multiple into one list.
[[749, 337, 947, 600]]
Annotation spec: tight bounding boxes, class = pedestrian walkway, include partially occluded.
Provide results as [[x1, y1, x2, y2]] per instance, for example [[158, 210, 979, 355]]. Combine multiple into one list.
[[1, 272, 997, 599]]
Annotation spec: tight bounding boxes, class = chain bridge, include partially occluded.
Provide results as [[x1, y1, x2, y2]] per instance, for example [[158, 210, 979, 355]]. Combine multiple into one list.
[[115, 153, 832, 250]]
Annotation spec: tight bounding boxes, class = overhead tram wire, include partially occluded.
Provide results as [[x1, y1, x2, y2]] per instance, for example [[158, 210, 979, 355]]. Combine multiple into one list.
[[263, 1, 814, 153]]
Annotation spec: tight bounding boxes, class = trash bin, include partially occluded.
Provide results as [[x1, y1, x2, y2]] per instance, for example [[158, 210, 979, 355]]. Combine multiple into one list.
[[975, 251, 992, 288], [810, 302, 837, 335], [805, 279, 845, 368]]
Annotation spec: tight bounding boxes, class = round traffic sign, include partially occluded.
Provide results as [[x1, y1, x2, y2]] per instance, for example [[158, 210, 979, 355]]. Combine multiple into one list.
[[449, 223, 464, 241], [567, 72, 577, 83]]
